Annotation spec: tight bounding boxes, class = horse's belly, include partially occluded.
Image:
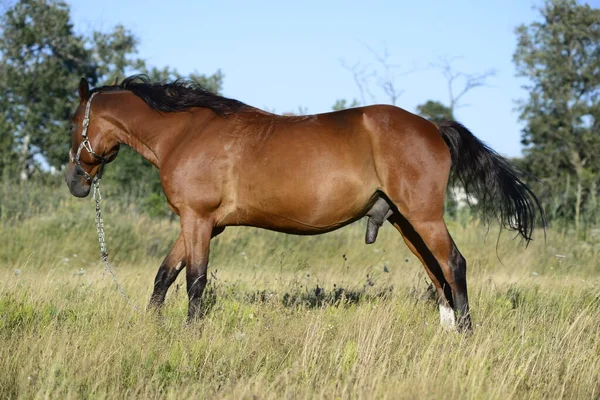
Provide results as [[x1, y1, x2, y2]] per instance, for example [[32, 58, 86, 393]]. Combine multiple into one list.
[[232, 172, 377, 234]]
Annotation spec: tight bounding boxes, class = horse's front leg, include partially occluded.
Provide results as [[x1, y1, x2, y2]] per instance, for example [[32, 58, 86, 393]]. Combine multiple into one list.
[[148, 233, 185, 310], [181, 214, 214, 322]]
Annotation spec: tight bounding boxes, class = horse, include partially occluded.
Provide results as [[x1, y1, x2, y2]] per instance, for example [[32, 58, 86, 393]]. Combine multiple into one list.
[[65, 75, 543, 332]]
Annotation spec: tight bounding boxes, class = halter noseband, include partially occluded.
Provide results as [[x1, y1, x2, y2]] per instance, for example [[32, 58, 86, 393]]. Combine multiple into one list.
[[69, 92, 119, 182]]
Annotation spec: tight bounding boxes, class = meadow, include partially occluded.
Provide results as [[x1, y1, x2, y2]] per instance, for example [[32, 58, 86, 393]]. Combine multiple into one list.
[[1, 181, 599, 399]]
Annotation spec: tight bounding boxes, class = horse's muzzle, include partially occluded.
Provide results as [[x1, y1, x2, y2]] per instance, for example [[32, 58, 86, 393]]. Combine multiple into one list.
[[65, 162, 92, 198]]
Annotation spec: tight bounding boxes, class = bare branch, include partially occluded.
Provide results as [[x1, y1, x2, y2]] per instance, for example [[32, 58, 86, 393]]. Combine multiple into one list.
[[342, 44, 419, 106], [367, 44, 423, 105], [340, 59, 377, 105], [434, 55, 496, 113], [364, 44, 404, 71], [453, 69, 496, 109], [380, 80, 404, 105]]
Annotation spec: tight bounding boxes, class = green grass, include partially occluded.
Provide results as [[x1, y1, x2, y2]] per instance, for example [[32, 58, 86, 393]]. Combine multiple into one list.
[[1, 184, 599, 399]]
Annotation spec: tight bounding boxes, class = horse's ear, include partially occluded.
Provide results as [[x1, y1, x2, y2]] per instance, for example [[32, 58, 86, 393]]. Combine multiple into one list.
[[78, 78, 90, 103]]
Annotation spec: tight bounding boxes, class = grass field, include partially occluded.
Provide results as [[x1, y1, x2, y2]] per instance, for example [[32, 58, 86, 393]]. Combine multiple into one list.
[[1, 189, 599, 399]]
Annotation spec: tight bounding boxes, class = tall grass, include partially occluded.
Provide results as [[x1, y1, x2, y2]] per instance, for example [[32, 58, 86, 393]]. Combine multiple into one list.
[[1, 180, 599, 398]]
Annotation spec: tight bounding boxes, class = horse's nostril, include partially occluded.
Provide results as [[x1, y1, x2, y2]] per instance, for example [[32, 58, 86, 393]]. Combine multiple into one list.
[[65, 168, 91, 198]]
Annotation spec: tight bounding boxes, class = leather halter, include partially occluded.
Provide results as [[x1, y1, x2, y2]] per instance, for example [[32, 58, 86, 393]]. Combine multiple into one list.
[[69, 92, 119, 182]]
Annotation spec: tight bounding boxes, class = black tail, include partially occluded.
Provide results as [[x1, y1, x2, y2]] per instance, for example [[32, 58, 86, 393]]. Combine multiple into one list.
[[438, 120, 544, 243]]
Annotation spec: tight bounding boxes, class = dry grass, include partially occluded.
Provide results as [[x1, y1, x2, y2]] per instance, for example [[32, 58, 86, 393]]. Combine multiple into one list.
[[1, 194, 599, 399]]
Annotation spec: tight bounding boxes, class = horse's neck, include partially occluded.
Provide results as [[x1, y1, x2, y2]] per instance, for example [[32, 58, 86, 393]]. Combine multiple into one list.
[[119, 126, 162, 169], [96, 92, 160, 168], [108, 96, 173, 169], [107, 92, 217, 169]]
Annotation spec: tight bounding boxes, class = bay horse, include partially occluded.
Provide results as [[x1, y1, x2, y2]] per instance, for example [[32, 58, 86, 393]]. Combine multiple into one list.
[[66, 76, 543, 332]]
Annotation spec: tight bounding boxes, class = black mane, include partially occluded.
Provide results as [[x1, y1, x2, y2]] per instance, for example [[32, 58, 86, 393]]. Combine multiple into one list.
[[91, 75, 248, 117]]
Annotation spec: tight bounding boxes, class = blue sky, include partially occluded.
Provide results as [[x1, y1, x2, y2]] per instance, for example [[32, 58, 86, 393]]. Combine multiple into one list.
[[69, 0, 599, 157]]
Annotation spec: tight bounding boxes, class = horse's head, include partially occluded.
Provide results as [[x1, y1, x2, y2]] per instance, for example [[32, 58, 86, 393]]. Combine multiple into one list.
[[65, 78, 120, 197]]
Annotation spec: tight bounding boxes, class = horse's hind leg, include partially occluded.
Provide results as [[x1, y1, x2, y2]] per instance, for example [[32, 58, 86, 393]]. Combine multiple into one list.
[[389, 213, 471, 332], [148, 233, 185, 309]]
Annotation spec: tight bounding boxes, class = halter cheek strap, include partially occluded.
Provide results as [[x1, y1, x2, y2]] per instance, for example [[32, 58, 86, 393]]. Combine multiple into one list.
[[69, 92, 119, 182]]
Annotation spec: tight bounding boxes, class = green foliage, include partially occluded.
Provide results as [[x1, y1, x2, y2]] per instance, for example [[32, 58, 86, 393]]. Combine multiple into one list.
[[415, 100, 454, 122], [0, 113, 18, 178], [0, 0, 95, 169], [190, 69, 224, 94], [140, 65, 224, 94], [101, 147, 163, 199], [0, 168, 72, 222], [141, 192, 172, 219], [0, 0, 144, 171], [0, 0, 225, 214], [513, 0, 600, 231], [91, 24, 145, 86], [332, 98, 360, 111]]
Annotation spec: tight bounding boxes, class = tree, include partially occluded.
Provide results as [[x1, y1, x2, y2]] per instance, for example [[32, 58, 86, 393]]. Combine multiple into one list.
[[415, 100, 453, 122], [189, 70, 224, 95], [0, 0, 225, 188], [91, 24, 145, 86], [332, 98, 360, 111], [434, 56, 495, 115], [513, 0, 600, 231], [0, 0, 146, 176], [0, 112, 18, 178], [415, 56, 495, 123], [0, 0, 96, 175], [140, 65, 224, 95]]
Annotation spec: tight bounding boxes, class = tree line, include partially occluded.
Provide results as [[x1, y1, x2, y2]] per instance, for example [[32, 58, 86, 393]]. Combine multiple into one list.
[[0, 0, 224, 215], [1, 0, 599, 232]]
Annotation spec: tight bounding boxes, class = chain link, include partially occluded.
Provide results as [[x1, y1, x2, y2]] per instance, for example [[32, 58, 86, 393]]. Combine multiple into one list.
[[93, 178, 139, 312]]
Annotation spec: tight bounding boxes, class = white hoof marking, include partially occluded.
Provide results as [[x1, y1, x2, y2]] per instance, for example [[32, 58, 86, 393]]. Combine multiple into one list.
[[439, 303, 456, 330]]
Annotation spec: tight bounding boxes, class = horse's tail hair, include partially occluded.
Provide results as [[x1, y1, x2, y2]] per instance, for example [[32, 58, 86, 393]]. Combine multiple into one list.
[[438, 120, 544, 243]]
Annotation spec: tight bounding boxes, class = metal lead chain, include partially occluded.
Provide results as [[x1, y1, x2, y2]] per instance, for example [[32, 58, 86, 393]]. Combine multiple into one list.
[[93, 178, 139, 312]]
